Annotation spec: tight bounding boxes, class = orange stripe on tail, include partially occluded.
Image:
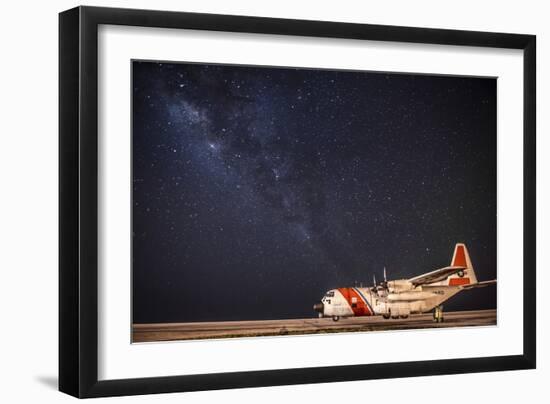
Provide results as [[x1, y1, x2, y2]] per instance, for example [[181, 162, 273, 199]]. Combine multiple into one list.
[[452, 245, 467, 267], [449, 277, 470, 286]]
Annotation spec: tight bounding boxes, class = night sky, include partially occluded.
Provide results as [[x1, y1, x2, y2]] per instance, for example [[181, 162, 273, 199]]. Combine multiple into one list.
[[132, 61, 496, 324]]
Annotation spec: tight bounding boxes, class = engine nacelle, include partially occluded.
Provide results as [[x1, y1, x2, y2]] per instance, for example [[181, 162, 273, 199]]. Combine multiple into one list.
[[387, 279, 415, 292]]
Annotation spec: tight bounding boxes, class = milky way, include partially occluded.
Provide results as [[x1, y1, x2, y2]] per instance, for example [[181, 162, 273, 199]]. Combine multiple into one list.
[[132, 61, 497, 323]]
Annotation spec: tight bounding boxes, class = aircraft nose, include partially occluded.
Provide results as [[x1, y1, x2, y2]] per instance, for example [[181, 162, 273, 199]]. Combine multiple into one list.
[[313, 302, 324, 313]]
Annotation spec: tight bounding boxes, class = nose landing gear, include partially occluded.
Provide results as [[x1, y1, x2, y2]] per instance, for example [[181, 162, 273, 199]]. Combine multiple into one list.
[[332, 316, 340, 322]]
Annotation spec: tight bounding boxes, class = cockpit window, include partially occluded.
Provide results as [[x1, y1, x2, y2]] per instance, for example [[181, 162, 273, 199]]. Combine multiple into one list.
[[325, 291, 335, 297]]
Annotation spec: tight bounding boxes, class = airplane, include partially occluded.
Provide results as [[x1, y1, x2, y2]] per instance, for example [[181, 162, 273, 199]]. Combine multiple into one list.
[[313, 243, 496, 321]]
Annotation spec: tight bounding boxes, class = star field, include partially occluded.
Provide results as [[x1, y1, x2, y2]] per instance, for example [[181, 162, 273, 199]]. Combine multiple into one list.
[[132, 61, 496, 323]]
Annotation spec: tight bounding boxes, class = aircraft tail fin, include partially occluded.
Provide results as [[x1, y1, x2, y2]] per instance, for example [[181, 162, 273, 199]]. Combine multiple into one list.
[[447, 243, 478, 286]]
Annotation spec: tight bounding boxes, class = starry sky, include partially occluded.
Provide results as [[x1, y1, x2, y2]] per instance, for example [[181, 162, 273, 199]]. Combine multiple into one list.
[[132, 61, 496, 324]]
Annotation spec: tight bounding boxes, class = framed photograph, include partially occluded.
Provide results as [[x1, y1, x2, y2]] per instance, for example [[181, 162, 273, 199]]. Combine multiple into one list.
[[59, 6, 536, 398]]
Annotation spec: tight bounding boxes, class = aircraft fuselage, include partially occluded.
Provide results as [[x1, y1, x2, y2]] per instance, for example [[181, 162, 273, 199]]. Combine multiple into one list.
[[314, 285, 462, 320]]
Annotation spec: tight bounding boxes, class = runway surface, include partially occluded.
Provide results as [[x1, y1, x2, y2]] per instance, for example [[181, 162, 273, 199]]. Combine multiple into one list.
[[132, 309, 496, 342]]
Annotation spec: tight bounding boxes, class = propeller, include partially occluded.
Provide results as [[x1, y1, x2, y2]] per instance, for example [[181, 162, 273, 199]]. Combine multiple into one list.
[[371, 267, 390, 296], [378, 266, 390, 295]]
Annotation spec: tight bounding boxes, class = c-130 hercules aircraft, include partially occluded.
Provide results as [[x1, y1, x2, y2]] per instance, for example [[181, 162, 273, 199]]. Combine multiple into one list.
[[313, 243, 496, 321]]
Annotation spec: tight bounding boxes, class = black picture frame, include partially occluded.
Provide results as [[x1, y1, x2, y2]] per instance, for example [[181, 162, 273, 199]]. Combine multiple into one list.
[[59, 5, 536, 398]]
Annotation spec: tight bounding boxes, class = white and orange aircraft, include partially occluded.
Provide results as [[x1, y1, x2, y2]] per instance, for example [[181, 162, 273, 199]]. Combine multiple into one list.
[[313, 243, 496, 321]]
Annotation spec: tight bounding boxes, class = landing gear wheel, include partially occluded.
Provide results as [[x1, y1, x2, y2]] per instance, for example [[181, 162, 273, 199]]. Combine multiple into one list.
[[433, 305, 444, 323], [382, 311, 391, 320], [400, 315, 409, 319], [332, 316, 340, 322], [391, 315, 399, 319]]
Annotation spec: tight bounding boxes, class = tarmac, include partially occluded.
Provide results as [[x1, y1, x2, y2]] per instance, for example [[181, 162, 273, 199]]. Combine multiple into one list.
[[132, 309, 497, 342]]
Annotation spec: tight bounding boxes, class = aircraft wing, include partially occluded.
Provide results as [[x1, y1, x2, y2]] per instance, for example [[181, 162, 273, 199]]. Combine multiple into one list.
[[409, 266, 466, 286], [460, 279, 497, 290]]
